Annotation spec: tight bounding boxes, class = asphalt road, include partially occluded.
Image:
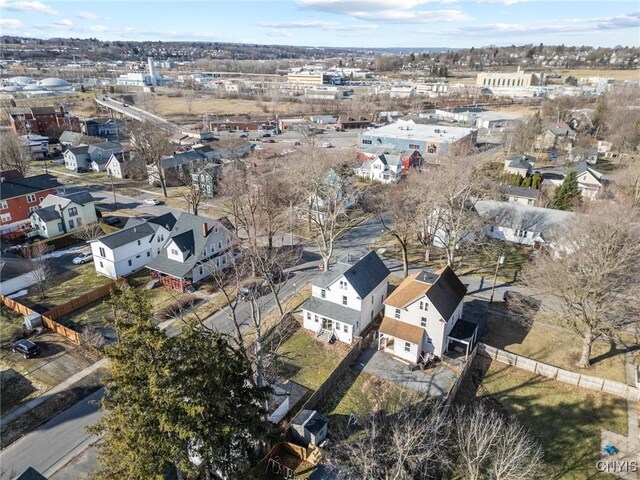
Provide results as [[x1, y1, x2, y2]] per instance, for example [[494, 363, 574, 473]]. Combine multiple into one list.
[[0, 389, 104, 480]]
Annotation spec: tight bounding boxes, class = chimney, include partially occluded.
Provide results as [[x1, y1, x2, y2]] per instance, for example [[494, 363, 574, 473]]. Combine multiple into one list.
[[202, 222, 208, 237]]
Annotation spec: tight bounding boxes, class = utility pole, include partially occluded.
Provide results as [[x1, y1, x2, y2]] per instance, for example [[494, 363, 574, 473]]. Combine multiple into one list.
[[489, 252, 505, 304], [290, 200, 294, 247]]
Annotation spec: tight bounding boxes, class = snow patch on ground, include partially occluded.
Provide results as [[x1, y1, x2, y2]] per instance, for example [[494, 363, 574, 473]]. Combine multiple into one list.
[[7, 289, 28, 299], [38, 245, 85, 260]]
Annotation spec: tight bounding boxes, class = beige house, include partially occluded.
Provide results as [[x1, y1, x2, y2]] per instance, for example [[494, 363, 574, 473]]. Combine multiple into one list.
[[575, 162, 604, 200]]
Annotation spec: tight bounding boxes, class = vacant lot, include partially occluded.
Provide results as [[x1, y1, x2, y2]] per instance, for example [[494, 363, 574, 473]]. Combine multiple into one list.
[[276, 328, 348, 392], [479, 358, 627, 480], [481, 313, 627, 382], [153, 95, 272, 117]]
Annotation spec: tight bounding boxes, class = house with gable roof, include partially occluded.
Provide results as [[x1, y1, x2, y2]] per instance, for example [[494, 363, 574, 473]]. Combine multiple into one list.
[[146, 213, 240, 291], [63, 141, 124, 171], [301, 251, 390, 344], [503, 154, 535, 176], [575, 162, 605, 199], [28, 191, 97, 238], [355, 153, 403, 183], [378, 266, 472, 363]]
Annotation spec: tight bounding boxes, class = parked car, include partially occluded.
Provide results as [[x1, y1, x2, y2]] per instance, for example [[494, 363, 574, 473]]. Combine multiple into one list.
[[3, 244, 24, 254], [294, 141, 301, 146], [265, 139, 275, 143], [11, 339, 40, 359], [262, 133, 271, 138], [72, 252, 94, 264], [76, 167, 89, 173], [237, 282, 262, 301], [239, 134, 248, 138], [102, 216, 122, 226], [144, 198, 161, 205], [322, 142, 333, 148]]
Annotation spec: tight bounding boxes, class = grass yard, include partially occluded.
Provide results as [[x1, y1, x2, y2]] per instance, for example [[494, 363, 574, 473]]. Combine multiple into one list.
[[481, 314, 627, 382], [276, 328, 347, 392], [480, 359, 628, 480], [20, 264, 113, 311], [0, 308, 23, 348]]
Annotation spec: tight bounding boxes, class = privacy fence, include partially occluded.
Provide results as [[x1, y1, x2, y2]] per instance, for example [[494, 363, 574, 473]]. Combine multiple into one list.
[[478, 342, 640, 402]]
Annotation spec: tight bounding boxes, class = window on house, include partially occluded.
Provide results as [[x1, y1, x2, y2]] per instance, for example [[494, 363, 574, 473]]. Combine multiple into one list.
[[29, 206, 37, 213], [343, 324, 348, 333], [218, 241, 222, 249], [342, 296, 347, 306], [69, 219, 75, 229], [136, 254, 141, 259], [77, 217, 83, 227], [1, 213, 11, 222], [147, 251, 151, 257], [39, 197, 44, 202], [419, 300, 429, 311], [99, 246, 106, 257], [395, 308, 401, 319], [371, 295, 374, 304], [137, 240, 141, 246], [171, 248, 178, 255], [222, 257, 226, 265], [306, 312, 311, 320], [490, 225, 494, 232], [426, 336, 433, 344], [314, 315, 319, 323], [158, 235, 164, 242], [199, 266, 203, 275], [421, 317, 427, 328], [362, 139, 372, 145], [26, 194, 36, 203], [404, 341, 411, 352], [321, 289, 326, 298], [99, 261, 103, 268], [408, 144, 419, 150], [68, 207, 78, 216], [0, 200, 8, 209], [128, 259, 132, 266], [339, 280, 347, 290]]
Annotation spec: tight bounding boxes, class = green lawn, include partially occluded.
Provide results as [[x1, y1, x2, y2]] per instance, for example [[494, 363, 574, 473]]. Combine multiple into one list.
[[481, 314, 627, 382], [481, 360, 628, 479], [20, 263, 113, 311], [275, 329, 346, 391]]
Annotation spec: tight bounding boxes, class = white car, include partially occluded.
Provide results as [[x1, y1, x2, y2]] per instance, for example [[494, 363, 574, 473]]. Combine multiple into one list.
[[144, 198, 160, 205], [72, 252, 93, 265], [322, 142, 333, 148]]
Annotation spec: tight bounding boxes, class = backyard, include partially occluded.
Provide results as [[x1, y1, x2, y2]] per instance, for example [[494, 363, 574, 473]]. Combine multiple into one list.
[[478, 358, 628, 479], [481, 313, 628, 382]]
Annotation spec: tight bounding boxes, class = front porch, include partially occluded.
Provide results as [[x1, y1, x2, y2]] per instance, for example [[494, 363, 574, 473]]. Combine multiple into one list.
[[150, 270, 192, 292]]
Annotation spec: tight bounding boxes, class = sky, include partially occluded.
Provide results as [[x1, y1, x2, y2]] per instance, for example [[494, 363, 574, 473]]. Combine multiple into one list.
[[0, 0, 638, 49]]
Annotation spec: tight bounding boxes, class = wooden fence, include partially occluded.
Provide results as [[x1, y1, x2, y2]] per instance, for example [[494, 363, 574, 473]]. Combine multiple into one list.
[[478, 342, 640, 402], [0, 278, 125, 345], [442, 348, 478, 413]]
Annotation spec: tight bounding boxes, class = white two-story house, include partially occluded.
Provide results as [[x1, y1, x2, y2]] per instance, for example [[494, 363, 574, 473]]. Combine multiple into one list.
[[145, 213, 240, 291], [89, 213, 177, 279], [29, 191, 97, 238], [378, 266, 470, 363], [301, 251, 390, 344], [64, 141, 123, 171], [355, 154, 402, 184]]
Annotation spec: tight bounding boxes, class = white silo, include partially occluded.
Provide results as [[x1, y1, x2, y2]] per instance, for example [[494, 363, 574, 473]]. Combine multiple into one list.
[[148, 57, 157, 85]]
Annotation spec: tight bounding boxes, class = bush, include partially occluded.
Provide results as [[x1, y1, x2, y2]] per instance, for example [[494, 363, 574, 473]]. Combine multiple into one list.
[[155, 294, 198, 321]]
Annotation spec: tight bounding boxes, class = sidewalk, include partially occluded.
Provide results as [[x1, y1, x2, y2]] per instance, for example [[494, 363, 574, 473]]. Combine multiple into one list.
[[1, 358, 107, 426]]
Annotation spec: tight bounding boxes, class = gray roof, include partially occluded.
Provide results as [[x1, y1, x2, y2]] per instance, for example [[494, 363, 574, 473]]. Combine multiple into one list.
[[301, 296, 362, 326], [312, 251, 389, 298], [160, 150, 206, 169], [292, 409, 328, 433], [148, 212, 178, 231], [574, 161, 603, 179], [476, 200, 575, 241], [59, 131, 83, 145], [0, 174, 61, 201], [94, 222, 157, 249], [425, 266, 467, 321], [31, 205, 60, 221], [62, 190, 94, 205], [66, 145, 90, 156], [88, 141, 122, 153], [378, 153, 402, 167], [502, 186, 540, 200], [506, 154, 535, 170]]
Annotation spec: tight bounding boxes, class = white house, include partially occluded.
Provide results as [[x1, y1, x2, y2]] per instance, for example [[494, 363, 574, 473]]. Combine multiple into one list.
[[64, 142, 123, 171], [19, 134, 49, 159], [355, 154, 402, 184], [146, 213, 240, 292], [0, 258, 43, 296], [475, 199, 575, 250], [502, 186, 540, 206], [105, 152, 130, 179], [378, 266, 471, 363], [503, 154, 535, 176], [89, 213, 177, 279], [575, 162, 604, 200], [301, 251, 390, 344], [308, 169, 358, 222], [29, 191, 97, 238]]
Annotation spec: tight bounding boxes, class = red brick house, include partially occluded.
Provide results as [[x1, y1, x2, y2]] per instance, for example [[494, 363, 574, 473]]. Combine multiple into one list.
[[0, 174, 63, 239], [337, 115, 372, 130], [9, 106, 81, 136]]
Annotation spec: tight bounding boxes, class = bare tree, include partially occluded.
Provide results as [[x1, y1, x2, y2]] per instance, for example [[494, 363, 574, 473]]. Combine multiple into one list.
[[522, 201, 640, 368], [420, 159, 492, 269], [181, 182, 204, 215], [22, 243, 53, 300], [294, 153, 363, 271], [451, 404, 543, 480], [129, 121, 174, 197], [74, 222, 104, 242], [0, 132, 33, 177]]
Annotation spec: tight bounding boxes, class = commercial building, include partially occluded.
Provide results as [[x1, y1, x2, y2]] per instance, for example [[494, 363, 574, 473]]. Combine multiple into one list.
[[476, 67, 543, 88]]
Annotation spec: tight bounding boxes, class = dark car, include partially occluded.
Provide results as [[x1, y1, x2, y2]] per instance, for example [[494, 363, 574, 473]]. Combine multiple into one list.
[[11, 339, 40, 359], [239, 134, 248, 138], [103, 216, 122, 226], [269, 267, 286, 284], [76, 167, 89, 173], [237, 282, 262, 301]]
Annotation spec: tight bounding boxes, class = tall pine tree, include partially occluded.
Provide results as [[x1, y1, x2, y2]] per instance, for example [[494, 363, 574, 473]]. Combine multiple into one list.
[[550, 171, 581, 210]]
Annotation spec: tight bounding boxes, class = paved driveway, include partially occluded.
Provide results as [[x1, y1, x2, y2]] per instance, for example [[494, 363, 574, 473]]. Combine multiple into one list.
[[353, 347, 458, 399]]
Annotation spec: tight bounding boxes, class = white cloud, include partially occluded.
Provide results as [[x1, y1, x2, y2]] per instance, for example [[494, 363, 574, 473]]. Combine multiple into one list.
[[53, 18, 72, 27], [0, 1, 57, 15], [258, 19, 378, 31], [0, 18, 24, 29], [76, 11, 99, 20], [264, 29, 294, 38], [87, 25, 108, 33], [477, 0, 528, 4], [353, 9, 472, 23], [434, 11, 640, 37]]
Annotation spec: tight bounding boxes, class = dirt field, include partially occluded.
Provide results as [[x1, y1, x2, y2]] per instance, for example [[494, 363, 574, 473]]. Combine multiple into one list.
[[558, 68, 640, 82], [153, 95, 272, 117]]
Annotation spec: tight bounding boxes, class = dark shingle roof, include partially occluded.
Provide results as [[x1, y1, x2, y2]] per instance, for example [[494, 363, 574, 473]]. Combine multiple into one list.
[[0, 174, 61, 201], [66, 145, 90, 156], [312, 251, 389, 298], [94, 222, 156, 250], [502, 186, 540, 200], [62, 190, 94, 205], [148, 212, 178, 231], [301, 296, 362, 326], [506, 154, 535, 170], [31, 205, 60, 221], [425, 266, 467, 320]]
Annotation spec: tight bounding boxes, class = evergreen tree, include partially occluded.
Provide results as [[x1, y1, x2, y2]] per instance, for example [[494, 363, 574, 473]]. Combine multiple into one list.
[[550, 171, 581, 210], [522, 175, 532, 188], [531, 172, 543, 190], [92, 286, 269, 479]]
